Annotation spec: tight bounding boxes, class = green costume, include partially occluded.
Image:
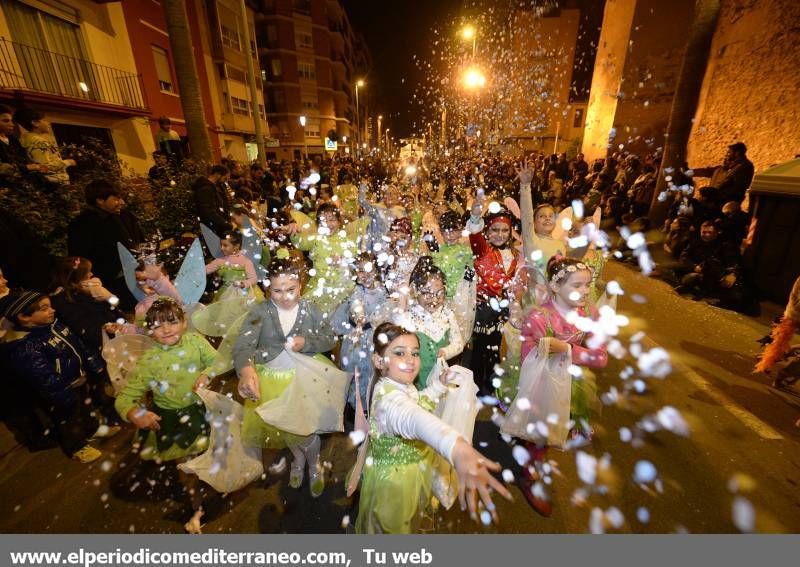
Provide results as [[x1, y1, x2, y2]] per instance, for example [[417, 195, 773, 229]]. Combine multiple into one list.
[[415, 331, 449, 390], [115, 332, 217, 461], [432, 243, 473, 299], [355, 383, 436, 534]]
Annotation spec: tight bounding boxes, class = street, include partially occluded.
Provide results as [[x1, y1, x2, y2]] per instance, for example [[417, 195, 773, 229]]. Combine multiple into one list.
[[1, 260, 799, 534]]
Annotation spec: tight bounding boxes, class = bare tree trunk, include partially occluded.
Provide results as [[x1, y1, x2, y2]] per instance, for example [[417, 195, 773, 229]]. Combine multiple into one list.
[[162, 0, 213, 162], [649, 0, 721, 226]]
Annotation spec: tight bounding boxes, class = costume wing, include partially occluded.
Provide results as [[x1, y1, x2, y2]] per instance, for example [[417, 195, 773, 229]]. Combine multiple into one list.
[[200, 223, 223, 259], [503, 197, 521, 219], [102, 334, 156, 394], [117, 243, 146, 302], [173, 238, 206, 305], [240, 220, 268, 281]]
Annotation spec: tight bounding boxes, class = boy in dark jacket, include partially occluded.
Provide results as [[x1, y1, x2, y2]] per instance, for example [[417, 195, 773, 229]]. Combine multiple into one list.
[[0, 291, 119, 462]]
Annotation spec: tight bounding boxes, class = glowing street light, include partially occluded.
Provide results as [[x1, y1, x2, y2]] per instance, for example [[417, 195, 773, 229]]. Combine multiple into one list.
[[461, 24, 477, 56], [355, 79, 366, 158], [463, 67, 486, 90], [299, 115, 307, 159]]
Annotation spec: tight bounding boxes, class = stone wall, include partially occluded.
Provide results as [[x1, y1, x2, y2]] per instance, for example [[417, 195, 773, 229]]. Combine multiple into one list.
[[687, 0, 800, 171]]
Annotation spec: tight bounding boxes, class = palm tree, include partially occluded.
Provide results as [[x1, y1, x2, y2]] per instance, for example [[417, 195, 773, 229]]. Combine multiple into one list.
[[649, 0, 721, 225], [162, 0, 213, 162]]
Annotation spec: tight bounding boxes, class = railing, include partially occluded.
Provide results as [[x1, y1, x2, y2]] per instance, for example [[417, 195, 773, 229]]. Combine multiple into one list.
[[0, 38, 147, 111]]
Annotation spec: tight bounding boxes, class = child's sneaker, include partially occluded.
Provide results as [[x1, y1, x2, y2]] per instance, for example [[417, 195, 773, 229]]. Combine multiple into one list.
[[72, 445, 102, 463], [91, 425, 121, 440]]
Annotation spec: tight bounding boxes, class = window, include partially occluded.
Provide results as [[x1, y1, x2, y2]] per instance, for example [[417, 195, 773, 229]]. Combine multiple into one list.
[[266, 25, 278, 44], [304, 127, 320, 139], [152, 45, 174, 92], [297, 33, 313, 49], [219, 5, 241, 50], [301, 97, 318, 112], [298, 61, 315, 80], [573, 108, 584, 128], [227, 65, 246, 83], [231, 96, 250, 116], [271, 59, 282, 77], [261, 69, 267, 82]]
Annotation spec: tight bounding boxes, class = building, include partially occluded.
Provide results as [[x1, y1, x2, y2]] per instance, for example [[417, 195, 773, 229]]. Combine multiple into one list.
[[0, 0, 154, 173], [581, 0, 695, 162], [495, 4, 585, 155], [255, 0, 370, 161], [120, 0, 268, 164]]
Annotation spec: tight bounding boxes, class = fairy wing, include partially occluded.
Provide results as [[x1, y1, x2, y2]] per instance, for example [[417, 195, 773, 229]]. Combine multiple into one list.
[[117, 243, 146, 302], [173, 238, 206, 305], [240, 221, 268, 281], [200, 223, 223, 259], [102, 334, 156, 394], [503, 197, 521, 219]]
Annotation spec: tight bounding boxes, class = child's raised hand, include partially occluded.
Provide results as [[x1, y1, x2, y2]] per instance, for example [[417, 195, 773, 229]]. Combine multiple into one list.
[[238, 365, 261, 401], [451, 439, 513, 524], [128, 408, 161, 431]]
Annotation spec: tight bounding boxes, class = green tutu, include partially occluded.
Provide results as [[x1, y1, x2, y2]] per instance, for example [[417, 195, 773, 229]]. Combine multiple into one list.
[[241, 363, 305, 449], [355, 434, 435, 534], [137, 402, 210, 462], [213, 265, 264, 302]]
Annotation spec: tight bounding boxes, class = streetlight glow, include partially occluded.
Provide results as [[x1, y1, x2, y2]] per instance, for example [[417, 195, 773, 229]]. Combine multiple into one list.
[[461, 25, 475, 40], [463, 67, 486, 90], [356, 79, 365, 88], [299, 115, 306, 127]]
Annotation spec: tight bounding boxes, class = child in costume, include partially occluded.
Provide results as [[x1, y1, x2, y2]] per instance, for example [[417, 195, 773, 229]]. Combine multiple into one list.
[[432, 211, 476, 340], [503, 256, 608, 517], [132, 262, 183, 324], [0, 291, 119, 464], [204, 231, 262, 301], [114, 298, 216, 533], [233, 258, 338, 497], [756, 275, 800, 394], [467, 197, 520, 396], [354, 322, 512, 534], [331, 252, 393, 410], [393, 257, 465, 390], [359, 182, 407, 254], [383, 217, 419, 296], [290, 202, 357, 315]]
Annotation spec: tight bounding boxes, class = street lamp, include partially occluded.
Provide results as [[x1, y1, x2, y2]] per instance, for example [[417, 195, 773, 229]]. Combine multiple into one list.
[[461, 24, 477, 57], [462, 66, 486, 90], [355, 79, 365, 158], [377, 114, 383, 152], [299, 115, 307, 160], [385, 128, 390, 155]]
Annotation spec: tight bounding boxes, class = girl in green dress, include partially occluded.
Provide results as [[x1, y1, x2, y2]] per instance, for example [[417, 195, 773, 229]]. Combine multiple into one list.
[[204, 231, 264, 301], [115, 298, 217, 533], [394, 257, 465, 390], [354, 322, 512, 533]]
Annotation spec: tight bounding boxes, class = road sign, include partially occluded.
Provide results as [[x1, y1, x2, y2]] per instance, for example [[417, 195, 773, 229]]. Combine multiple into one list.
[[325, 138, 338, 151]]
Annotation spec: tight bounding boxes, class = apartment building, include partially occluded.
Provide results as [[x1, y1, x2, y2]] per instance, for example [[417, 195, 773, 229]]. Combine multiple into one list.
[[256, 0, 370, 161], [121, 0, 268, 163], [0, 0, 154, 172]]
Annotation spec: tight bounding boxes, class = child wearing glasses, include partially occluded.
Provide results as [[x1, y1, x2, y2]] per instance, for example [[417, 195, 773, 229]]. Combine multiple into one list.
[[393, 257, 464, 390]]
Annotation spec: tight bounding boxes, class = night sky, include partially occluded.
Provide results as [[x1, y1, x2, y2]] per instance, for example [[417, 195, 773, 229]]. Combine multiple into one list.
[[343, 0, 465, 139]]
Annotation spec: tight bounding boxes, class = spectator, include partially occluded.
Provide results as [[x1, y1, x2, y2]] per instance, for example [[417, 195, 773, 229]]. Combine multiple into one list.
[[148, 151, 172, 187], [570, 152, 589, 178], [192, 164, 232, 235], [228, 161, 256, 202], [629, 164, 657, 217], [155, 116, 184, 163], [717, 200, 749, 248], [562, 169, 589, 205], [67, 180, 144, 309], [0, 291, 119, 463], [0, 104, 36, 180], [12, 108, 75, 186], [698, 142, 755, 210], [676, 220, 745, 309], [663, 216, 693, 259]]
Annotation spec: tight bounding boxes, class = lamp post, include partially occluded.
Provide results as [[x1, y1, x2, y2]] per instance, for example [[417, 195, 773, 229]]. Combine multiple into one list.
[[385, 128, 390, 156], [355, 79, 364, 159], [377, 114, 383, 153], [461, 24, 477, 57], [462, 66, 486, 154], [299, 115, 307, 160]]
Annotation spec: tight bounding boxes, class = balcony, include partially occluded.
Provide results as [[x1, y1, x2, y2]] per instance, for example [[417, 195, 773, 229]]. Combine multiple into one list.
[[0, 38, 148, 114]]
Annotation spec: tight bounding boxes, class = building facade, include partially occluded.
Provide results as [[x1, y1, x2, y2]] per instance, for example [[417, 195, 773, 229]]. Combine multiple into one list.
[[255, 0, 370, 161], [120, 0, 268, 164], [0, 0, 154, 172]]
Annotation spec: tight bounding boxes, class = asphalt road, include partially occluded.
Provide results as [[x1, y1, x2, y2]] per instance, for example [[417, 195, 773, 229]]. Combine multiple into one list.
[[1, 260, 799, 534]]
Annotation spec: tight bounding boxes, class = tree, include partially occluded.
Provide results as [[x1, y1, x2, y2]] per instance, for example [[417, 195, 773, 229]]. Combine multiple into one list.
[[649, 0, 721, 225], [162, 0, 213, 162]]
